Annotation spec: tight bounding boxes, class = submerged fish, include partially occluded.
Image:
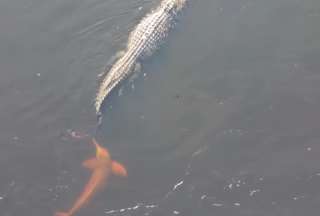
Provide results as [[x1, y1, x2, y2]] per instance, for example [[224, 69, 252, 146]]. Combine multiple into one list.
[[95, 0, 187, 115], [54, 138, 127, 216]]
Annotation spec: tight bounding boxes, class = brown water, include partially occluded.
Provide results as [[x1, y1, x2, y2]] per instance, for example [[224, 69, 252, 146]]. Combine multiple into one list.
[[1, 0, 320, 215]]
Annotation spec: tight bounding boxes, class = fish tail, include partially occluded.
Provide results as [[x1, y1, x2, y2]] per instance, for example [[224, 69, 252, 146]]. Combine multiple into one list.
[[54, 212, 70, 216]]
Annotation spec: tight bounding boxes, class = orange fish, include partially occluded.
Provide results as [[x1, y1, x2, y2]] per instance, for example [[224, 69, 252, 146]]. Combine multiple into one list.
[[55, 138, 127, 216]]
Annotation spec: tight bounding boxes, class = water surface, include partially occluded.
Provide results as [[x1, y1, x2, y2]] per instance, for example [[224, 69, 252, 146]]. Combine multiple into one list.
[[1, 0, 320, 215]]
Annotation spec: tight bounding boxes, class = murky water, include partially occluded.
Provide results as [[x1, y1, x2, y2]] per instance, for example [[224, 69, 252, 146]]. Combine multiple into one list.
[[1, 0, 320, 215]]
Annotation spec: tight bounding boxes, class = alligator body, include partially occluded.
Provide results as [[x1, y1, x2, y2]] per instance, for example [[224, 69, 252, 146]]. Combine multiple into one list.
[[95, 0, 187, 115]]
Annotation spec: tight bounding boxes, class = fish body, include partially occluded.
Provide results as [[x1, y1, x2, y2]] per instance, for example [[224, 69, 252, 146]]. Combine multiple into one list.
[[54, 139, 127, 216], [95, 0, 187, 114]]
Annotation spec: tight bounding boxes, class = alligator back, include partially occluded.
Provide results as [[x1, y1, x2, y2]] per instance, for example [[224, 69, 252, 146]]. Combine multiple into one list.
[[95, 0, 187, 115]]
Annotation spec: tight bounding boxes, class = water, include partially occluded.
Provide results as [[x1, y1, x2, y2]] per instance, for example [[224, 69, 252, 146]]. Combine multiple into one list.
[[1, 0, 320, 215]]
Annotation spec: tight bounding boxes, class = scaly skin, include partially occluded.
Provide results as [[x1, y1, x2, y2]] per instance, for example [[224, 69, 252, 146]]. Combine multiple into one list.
[[95, 0, 187, 115]]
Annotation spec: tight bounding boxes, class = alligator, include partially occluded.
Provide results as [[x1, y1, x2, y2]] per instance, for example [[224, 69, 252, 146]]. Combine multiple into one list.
[[95, 0, 187, 117]]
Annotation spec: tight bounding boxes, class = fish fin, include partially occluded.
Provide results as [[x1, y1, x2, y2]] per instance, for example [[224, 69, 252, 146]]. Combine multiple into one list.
[[82, 158, 100, 170], [111, 161, 127, 177], [54, 212, 69, 216]]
